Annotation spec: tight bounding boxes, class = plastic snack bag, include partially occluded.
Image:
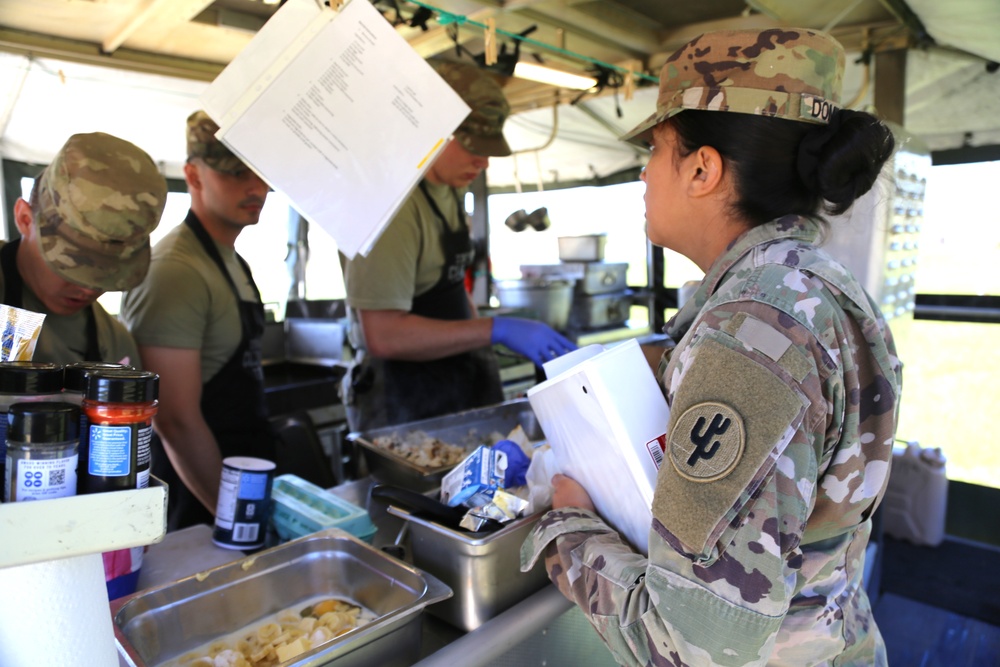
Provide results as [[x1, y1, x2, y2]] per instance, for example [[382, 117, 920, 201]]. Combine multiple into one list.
[[0, 305, 46, 361]]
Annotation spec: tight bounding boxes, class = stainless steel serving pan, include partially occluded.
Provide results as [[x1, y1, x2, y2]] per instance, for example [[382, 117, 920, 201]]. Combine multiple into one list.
[[386, 505, 550, 632], [111, 528, 451, 667], [569, 290, 634, 329], [348, 399, 544, 491], [557, 234, 607, 262]]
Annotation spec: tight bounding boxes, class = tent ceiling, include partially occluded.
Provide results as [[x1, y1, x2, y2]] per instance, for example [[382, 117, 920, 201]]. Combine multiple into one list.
[[1, 0, 998, 189]]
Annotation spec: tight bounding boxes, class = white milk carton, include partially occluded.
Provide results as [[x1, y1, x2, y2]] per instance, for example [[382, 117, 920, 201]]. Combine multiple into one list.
[[528, 339, 670, 554]]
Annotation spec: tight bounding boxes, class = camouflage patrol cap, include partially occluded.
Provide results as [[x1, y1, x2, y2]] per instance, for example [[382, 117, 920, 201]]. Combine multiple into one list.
[[430, 61, 512, 157], [186, 110, 247, 174], [622, 28, 844, 146], [33, 132, 166, 292]]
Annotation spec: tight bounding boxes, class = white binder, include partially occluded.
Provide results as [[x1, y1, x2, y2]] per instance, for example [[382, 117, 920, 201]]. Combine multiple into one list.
[[527, 339, 670, 554]]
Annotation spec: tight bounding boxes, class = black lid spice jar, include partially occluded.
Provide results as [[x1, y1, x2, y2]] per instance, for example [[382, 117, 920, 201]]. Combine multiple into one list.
[[62, 362, 132, 448], [78, 369, 158, 495], [3, 401, 80, 503], [0, 361, 64, 502], [63, 362, 133, 401]]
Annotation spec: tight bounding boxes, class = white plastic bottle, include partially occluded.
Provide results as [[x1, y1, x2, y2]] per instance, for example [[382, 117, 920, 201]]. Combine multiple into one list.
[[882, 442, 948, 546]]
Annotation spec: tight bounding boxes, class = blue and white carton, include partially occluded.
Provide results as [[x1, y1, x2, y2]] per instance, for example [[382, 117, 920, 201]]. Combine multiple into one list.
[[440, 445, 507, 508]]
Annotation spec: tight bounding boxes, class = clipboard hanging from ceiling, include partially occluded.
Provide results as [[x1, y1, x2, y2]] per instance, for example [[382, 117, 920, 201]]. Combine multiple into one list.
[[200, 0, 472, 259]]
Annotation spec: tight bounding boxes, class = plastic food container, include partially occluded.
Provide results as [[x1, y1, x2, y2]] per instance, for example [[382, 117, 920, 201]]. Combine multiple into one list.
[[111, 529, 451, 667], [269, 474, 377, 543], [557, 234, 607, 262]]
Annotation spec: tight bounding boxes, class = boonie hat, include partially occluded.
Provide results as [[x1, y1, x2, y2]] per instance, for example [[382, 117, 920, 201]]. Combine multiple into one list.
[[431, 61, 512, 157], [186, 110, 248, 174], [33, 132, 166, 292], [622, 28, 845, 146]]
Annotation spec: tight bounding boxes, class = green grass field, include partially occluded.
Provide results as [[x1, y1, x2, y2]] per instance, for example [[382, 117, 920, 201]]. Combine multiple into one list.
[[897, 160, 1000, 488], [891, 317, 999, 488]]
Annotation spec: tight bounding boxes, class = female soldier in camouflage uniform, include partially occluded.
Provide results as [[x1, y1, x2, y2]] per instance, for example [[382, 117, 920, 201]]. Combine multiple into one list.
[[522, 28, 901, 666]]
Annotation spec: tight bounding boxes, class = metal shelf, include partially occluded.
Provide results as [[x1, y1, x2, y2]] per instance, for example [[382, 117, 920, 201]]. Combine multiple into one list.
[[0, 477, 167, 569]]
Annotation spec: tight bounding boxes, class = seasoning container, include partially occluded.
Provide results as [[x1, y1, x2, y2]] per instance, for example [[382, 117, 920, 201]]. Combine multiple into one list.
[[63, 362, 132, 402], [0, 361, 64, 502], [3, 402, 80, 503], [78, 368, 158, 600], [78, 369, 158, 495], [62, 362, 131, 442]]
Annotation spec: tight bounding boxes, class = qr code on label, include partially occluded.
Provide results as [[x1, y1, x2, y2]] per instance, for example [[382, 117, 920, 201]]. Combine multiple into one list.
[[49, 469, 66, 486]]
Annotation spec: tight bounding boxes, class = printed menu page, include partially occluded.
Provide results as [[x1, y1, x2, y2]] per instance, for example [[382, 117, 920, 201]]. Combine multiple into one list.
[[201, 0, 470, 258]]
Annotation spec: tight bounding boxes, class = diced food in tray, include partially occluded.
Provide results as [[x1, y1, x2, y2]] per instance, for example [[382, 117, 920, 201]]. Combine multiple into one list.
[[371, 430, 470, 468], [167, 597, 374, 667]]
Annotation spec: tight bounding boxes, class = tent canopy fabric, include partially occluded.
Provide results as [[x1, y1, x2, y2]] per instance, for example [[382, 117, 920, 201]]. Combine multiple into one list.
[[1, 0, 998, 190]]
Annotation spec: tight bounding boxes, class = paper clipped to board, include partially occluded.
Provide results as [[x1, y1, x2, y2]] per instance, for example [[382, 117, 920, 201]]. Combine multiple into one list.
[[528, 339, 670, 555], [200, 0, 472, 258]]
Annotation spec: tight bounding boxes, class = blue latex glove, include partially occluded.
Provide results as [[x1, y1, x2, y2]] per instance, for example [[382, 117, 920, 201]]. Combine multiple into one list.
[[492, 440, 531, 488], [491, 316, 577, 367]]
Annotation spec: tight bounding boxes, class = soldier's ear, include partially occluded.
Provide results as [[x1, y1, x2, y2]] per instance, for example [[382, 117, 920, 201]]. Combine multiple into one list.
[[688, 145, 725, 199], [13, 198, 34, 238], [183, 160, 202, 192]]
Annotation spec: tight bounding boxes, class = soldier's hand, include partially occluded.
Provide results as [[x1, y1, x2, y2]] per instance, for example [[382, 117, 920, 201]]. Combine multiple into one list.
[[551, 473, 595, 512]]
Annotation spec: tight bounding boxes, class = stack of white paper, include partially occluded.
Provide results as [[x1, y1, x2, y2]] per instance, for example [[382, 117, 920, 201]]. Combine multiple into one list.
[[528, 339, 670, 554], [201, 0, 471, 258]]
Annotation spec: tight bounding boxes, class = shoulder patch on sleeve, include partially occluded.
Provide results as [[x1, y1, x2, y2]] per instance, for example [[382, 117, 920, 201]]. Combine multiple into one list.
[[653, 336, 807, 558], [669, 402, 745, 482]]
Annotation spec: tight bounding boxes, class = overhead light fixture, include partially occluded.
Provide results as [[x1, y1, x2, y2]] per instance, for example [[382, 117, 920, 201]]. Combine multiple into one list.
[[512, 61, 597, 90]]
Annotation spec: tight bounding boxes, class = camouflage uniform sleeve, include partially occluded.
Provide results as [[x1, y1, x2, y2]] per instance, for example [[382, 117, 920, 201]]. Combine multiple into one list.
[[522, 301, 837, 667]]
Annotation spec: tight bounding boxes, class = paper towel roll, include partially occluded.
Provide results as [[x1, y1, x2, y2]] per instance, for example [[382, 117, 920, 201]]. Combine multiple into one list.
[[0, 552, 119, 667]]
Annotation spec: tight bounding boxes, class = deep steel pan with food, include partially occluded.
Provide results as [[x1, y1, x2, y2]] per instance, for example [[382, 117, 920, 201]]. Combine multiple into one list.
[[386, 504, 551, 632], [111, 528, 451, 667], [348, 399, 544, 491]]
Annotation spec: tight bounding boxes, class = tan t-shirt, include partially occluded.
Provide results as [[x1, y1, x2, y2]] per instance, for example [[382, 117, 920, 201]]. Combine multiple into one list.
[[0, 241, 140, 366], [121, 221, 257, 383], [340, 180, 468, 349], [342, 180, 467, 311]]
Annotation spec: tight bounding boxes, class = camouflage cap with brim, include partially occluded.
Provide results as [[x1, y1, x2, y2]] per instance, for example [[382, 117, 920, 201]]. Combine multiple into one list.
[[622, 28, 845, 146], [34, 132, 166, 292], [431, 60, 512, 157], [186, 110, 248, 174]]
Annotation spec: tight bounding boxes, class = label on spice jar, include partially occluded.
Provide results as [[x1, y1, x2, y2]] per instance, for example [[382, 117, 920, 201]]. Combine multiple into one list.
[[87, 424, 134, 478]]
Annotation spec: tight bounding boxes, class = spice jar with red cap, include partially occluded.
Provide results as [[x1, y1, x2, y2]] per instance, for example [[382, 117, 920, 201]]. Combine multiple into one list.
[[78, 368, 158, 495]]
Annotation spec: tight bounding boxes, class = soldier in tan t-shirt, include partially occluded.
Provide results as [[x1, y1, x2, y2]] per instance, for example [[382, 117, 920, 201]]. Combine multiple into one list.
[[122, 111, 275, 531], [340, 60, 576, 430]]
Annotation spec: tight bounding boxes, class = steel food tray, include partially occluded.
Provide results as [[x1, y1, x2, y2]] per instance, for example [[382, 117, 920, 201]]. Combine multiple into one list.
[[348, 399, 543, 491], [111, 528, 451, 667], [386, 505, 550, 632]]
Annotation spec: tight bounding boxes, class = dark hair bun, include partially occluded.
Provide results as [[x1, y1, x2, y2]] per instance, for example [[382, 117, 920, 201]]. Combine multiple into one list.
[[799, 109, 895, 215]]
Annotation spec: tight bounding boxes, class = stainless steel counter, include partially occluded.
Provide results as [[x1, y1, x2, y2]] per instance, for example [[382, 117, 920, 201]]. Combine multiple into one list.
[[136, 480, 618, 667]]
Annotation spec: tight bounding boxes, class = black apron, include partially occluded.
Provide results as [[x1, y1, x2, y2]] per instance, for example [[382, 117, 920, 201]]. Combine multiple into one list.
[[153, 212, 275, 530], [377, 182, 503, 425], [1, 239, 100, 361]]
